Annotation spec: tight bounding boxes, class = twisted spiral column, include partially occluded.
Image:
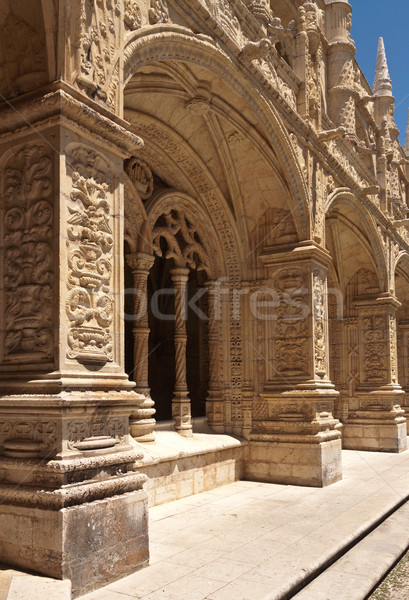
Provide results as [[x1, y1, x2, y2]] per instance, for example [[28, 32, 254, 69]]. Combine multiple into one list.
[[170, 267, 192, 437], [126, 252, 156, 442]]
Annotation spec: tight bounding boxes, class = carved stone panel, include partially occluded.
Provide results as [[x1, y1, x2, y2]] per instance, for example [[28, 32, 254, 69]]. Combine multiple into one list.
[[65, 146, 114, 364], [2, 145, 54, 363]]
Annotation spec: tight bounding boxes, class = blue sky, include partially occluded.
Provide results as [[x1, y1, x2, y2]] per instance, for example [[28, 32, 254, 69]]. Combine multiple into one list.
[[350, 0, 409, 146]]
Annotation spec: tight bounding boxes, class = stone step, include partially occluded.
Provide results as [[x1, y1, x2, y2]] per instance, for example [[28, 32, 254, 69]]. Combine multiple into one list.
[[0, 567, 70, 600], [290, 501, 409, 600]]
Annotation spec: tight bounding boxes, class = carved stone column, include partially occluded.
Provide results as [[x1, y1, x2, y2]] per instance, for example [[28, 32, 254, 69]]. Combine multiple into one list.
[[0, 88, 149, 597], [126, 252, 156, 441], [343, 294, 407, 452], [205, 280, 224, 432], [170, 267, 192, 436], [246, 242, 342, 487]]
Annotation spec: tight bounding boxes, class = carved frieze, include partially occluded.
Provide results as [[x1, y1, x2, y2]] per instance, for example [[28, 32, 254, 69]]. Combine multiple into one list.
[[2, 145, 54, 363], [66, 146, 114, 364]]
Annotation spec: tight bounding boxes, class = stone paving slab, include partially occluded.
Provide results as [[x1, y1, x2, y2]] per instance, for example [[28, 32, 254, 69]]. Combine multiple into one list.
[[0, 567, 71, 600], [77, 443, 409, 600], [292, 501, 409, 599]]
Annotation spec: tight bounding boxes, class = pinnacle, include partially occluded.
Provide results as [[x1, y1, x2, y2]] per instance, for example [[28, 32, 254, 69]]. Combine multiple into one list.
[[373, 37, 392, 96]]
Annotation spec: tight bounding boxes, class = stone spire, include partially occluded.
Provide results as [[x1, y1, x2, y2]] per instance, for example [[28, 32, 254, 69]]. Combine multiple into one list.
[[373, 37, 392, 97], [405, 109, 409, 156]]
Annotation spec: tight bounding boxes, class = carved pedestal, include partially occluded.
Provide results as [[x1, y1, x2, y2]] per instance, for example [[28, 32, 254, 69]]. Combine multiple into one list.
[[0, 87, 149, 597], [246, 243, 342, 487], [343, 294, 407, 452]]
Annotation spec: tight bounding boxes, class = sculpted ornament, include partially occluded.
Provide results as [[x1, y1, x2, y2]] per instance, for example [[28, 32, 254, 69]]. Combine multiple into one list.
[[125, 157, 154, 199], [124, 0, 143, 30], [66, 147, 114, 363], [2, 145, 54, 362], [152, 209, 210, 273], [313, 270, 327, 377], [75, 0, 121, 106], [272, 269, 309, 376], [149, 0, 169, 24]]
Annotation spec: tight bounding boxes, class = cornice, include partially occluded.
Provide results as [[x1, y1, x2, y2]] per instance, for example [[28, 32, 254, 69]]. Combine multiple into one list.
[[0, 82, 143, 158]]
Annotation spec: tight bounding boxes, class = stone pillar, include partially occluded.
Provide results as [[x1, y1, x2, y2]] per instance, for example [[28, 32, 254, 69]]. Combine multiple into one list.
[[170, 267, 192, 436], [0, 88, 149, 597], [343, 294, 407, 452], [126, 252, 156, 442], [205, 280, 224, 432], [326, 0, 357, 135], [246, 242, 342, 487]]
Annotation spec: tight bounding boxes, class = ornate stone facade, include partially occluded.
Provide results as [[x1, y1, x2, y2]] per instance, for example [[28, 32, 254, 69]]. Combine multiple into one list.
[[1, 0, 409, 596]]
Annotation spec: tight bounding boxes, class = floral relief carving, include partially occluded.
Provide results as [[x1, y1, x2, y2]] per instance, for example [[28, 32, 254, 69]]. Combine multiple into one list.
[[2, 145, 54, 362], [313, 269, 327, 377], [66, 146, 114, 363]]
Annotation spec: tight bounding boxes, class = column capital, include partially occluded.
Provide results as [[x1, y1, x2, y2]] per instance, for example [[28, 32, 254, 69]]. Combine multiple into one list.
[[355, 292, 401, 311], [170, 266, 190, 282], [260, 241, 332, 270], [126, 252, 155, 273]]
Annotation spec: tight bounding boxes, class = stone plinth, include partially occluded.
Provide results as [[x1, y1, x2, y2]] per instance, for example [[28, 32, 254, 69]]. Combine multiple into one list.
[[0, 490, 149, 598], [244, 438, 342, 487]]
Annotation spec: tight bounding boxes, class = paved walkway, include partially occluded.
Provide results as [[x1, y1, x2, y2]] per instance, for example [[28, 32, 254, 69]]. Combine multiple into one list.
[[77, 443, 409, 600]]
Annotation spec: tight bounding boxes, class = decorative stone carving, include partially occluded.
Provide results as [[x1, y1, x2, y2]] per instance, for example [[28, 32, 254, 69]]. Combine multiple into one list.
[[152, 209, 209, 273], [149, 0, 169, 24], [125, 157, 154, 200], [75, 0, 121, 106], [66, 146, 114, 364], [2, 145, 54, 362], [313, 269, 327, 378], [272, 268, 309, 377], [124, 0, 143, 30]]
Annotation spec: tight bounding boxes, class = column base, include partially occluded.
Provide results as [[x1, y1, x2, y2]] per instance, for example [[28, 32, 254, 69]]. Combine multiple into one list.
[[343, 421, 407, 452], [0, 490, 149, 598], [343, 393, 407, 452], [244, 438, 342, 487]]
